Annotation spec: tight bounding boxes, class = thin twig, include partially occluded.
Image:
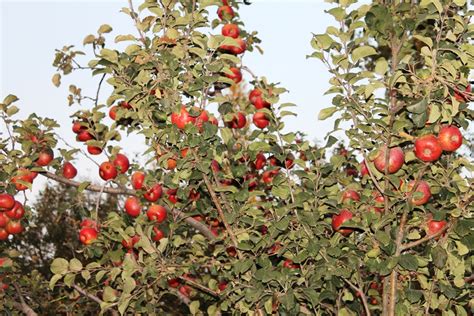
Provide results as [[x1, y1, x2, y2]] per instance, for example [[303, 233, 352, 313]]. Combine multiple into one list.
[[127, 0, 147, 44], [72, 284, 119, 316]]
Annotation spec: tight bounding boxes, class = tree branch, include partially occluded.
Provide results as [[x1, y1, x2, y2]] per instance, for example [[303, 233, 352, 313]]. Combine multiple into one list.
[[12, 283, 38, 316], [72, 284, 119, 316], [40, 172, 216, 241], [400, 223, 450, 251], [342, 278, 371, 316]]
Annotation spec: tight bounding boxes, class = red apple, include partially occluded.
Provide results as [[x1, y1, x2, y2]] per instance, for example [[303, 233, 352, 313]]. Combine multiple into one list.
[[76, 131, 94, 142], [217, 5, 234, 20], [109, 106, 118, 120], [171, 107, 195, 129], [147, 205, 167, 223], [438, 125, 462, 152], [0, 228, 9, 240], [342, 189, 360, 203], [254, 153, 267, 170], [454, 84, 471, 103], [152, 227, 165, 242], [253, 112, 270, 129], [131, 172, 145, 190], [261, 169, 279, 184], [282, 259, 300, 269], [225, 112, 247, 129], [249, 89, 271, 109], [218, 281, 228, 291], [87, 145, 103, 155], [168, 278, 180, 288], [360, 160, 369, 177], [166, 188, 178, 204], [407, 180, 431, 205], [99, 162, 118, 181], [426, 215, 447, 236], [373, 146, 404, 174], [144, 184, 163, 202], [79, 227, 98, 245], [6, 221, 23, 235], [0, 213, 10, 227], [80, 218, 99, 231], [113, 153, 130, 174], [62, 162, 77, 179], [0, 194, 15, 211], [332, 209, 354, 236], [225, 67, 242, 84], [121, 235, 140, 249], [36, 148, 54, 166], [72, 121, 87, 134], [222, 23, 239, 38], [124, 196, 141, 217], [5, 201, 25, 220], [414, 134, 442, 162]]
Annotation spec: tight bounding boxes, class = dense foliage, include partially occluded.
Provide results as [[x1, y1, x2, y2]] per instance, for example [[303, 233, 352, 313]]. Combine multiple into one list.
[[0, 0, 473, 315]]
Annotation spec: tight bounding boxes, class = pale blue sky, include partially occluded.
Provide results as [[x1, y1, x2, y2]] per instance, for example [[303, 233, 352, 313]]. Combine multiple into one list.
[[0, 0, 338, 196]]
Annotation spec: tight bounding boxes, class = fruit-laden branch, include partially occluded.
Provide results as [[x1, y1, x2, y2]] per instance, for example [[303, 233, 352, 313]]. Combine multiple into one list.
[[72, 284, 119, 316], [400, 222, 450, 251], [40, 172, 217, 241], [12, 283, 38, 316]]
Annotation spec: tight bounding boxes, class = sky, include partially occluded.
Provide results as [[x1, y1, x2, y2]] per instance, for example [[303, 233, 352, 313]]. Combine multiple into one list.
[[0, 0, 338, 197]]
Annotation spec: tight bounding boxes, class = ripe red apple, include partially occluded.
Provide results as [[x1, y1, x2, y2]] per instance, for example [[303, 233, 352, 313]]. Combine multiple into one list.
[[62, 162, 77, 179], [218, 281, 228, 291], [0, 194, 15, 211], [36, 148, 54, 166], [6, 221, 23, 235], [426, 215, 447, 236], [222, 23, 239, 38], [131, 172, 145, 190], [438, 125, 462, 152], [120, 101, 132, 109], [121, 235, 140, 249], [147, 205, 167, 223], [254, 153, 267, 170], [109, 106, 118, 120], [253, 112, 270, 129], [223, 38, 246, 55], [0, 213, 10, 227], [217, 5, 234, 20], [226, 246, 237, 257], [373, 146, 405, 174], [209, 116, 218, 126], [72, 121, 87, 134], [194, 109, 210, 130], [0, 228, 9, 241], [171, 107, 195, 129], [189, 189, 200, 201], [166, 158, 177, 170], [80, 218, 99, 231], [360, 160, 369, 177], [285, 154, 295, 169], [179, 285, 192, 297], [282, 259, 300, 269], [5, 201, 25, 220], [99, 162, 118, 181], [79, 227, 98, 245], [414, 134, 442, 162], [225, 67, 242, 84], [87, 145, 103, 155], [113, 153, 130, 174], [11, 169, 35, 191], [261, 169, 279, 184], [144, 184, 163, 202], [168, 278, 180, 288], [152, 227, 164, 242], [407, 180, 431, 205], [342, 189, 360, 203], [124, 196, 141, 217], [166, 188, 178, 204], [331, 209, 354, 236], [249, 89, 271, 109], [180, 148, 189, 158], [76, 130, 94, 142], [454, 84, 471, 102], [225, 112, 247, 129]]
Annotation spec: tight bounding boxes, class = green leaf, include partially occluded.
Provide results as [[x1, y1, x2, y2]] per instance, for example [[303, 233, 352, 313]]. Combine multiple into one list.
[[351, 46, 377, 63], [313, 34, 333, 50], [69, 258, 83, 272], [3, 94, 18, 106], [189, 301, 200, 315], [431, 246, 447, 268], [49, 274, 63, 290], [78, 181, 91, 193], [51, 258, 69, 275], [399, 254, 418, 271], [375, 58, 388, 75], [100, 48, 118, 63], [318, 107, 338, 120], [98, 24, 113, 34], [115, 34, 136, 43]]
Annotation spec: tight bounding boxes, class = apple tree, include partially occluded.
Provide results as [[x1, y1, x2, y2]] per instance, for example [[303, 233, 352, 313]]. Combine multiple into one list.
[[0, 0, 473, 315]]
